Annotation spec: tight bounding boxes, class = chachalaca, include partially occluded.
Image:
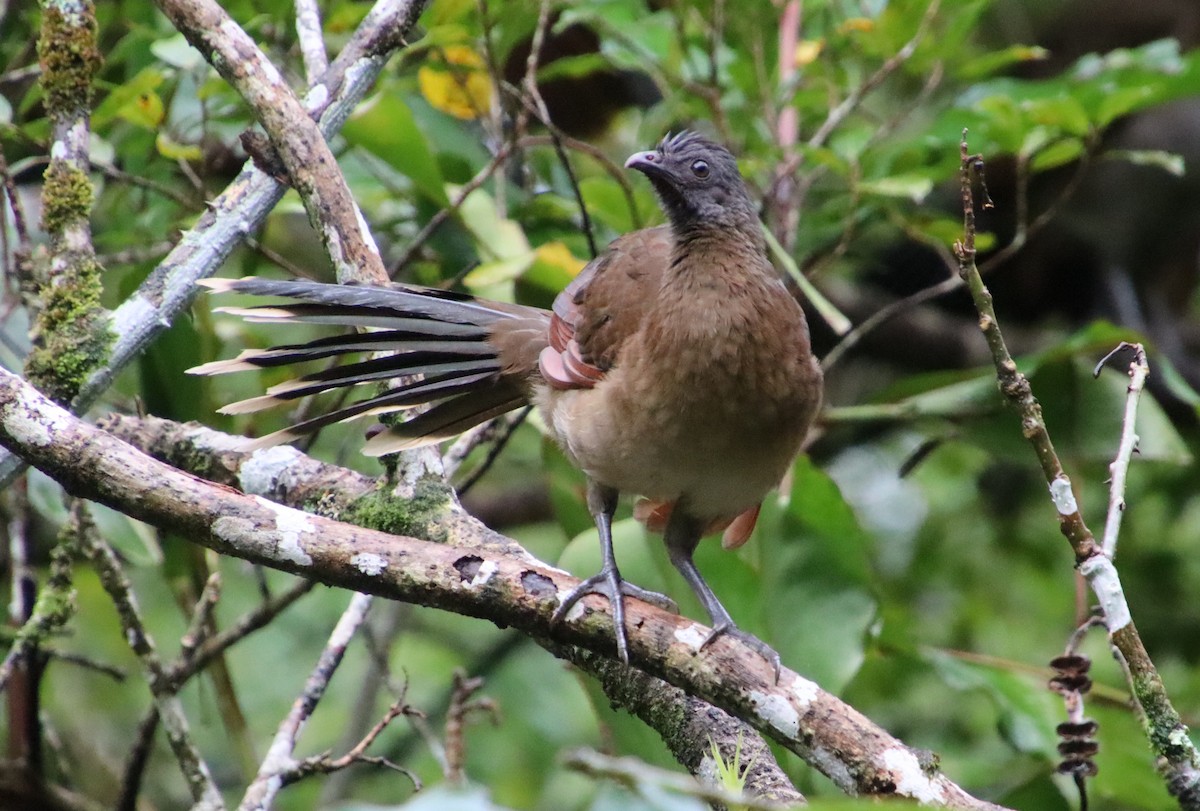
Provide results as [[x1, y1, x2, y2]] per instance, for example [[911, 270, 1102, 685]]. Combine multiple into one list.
[[191, 132, 824, 672]]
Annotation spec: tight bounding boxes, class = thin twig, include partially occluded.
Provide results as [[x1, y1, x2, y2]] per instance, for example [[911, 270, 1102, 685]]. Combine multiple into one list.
[[520, 133, 642, 230], [165, 577, 316, 688], [0, 0, 426, 488], [444, 670, 498, 783], [1094, 342, 1148, 558], [517, 89, 598, 258], [290, 697, 421, 789], [153, 0, 389, 285], [391, 142, 514, 275], [295, 0, 329, 85], [237, 591, 374, 810], [771, 0, 941, 202], [84, 508, 224, 809], [455, 406, 532, 495]]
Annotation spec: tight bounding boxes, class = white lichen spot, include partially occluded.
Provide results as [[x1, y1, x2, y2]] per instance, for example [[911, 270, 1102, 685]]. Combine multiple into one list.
[[674, 623, 708, 649], [790, 674, 820, 708], [239, 445, 301, 495], [255, 496, 314, 566], [1169, 727, 1191, 748], [696, 752, 720, 786], [304, 83, 329, 109], [8, 389, 57, 447], [748, 689, 800, 739], [1078, 555, 1132, 631], [351, 552, 388, 576], [555, 585, 589, 621], [466, 559, 498, 587], [1049, 476, 1078, 516], [880, 747, 945, 804]]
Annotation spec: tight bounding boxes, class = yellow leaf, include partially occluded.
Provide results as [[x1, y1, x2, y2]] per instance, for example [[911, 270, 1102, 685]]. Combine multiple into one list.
[[120, 91, 164, 129], [534, 241, 586, 277], [155, 132, 202, 162], [418, 45, 494, 120], [838, 17, 874, 34], [793, 39, 823, 68]]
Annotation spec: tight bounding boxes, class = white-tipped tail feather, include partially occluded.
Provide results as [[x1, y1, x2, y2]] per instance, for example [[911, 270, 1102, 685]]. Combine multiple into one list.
[[194, 276, 543, 452]]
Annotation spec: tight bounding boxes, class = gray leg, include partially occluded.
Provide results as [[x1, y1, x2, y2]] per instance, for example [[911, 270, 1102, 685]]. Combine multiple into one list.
[[551, 481, 676, 663], [662, 505, 782, 680]]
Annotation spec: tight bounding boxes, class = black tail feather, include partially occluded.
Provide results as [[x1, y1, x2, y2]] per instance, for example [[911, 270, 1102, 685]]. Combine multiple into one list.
[[192, 277, 536, 451]]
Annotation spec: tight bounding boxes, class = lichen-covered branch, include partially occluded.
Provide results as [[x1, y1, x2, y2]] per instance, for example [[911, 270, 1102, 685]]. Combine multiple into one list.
[[100, 413, 801, 803], [0, 0, 424, 488], [0, 371, 1006, 808], [953, 131, 1200, 809]]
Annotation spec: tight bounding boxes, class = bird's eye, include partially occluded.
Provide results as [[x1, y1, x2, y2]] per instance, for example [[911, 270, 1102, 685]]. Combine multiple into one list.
[[691, 159, 710, 178]]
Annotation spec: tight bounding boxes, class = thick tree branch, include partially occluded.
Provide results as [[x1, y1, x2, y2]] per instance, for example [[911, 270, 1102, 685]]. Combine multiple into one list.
[[101, 415, 797, 801], [0, 372, 1006, 809]]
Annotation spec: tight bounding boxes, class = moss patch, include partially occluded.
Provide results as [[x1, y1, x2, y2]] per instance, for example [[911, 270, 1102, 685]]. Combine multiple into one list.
[[25, 256, 112, 404], [341, 477, 454, 541], [40, 162, 93, 234], [37, 3, 102, 115]]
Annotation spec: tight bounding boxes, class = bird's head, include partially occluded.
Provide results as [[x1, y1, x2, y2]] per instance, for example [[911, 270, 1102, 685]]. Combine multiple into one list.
[[625, 132, 758, 234]]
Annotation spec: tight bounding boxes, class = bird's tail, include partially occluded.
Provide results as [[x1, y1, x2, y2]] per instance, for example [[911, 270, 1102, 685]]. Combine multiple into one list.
[[189, 277, 544, 455]]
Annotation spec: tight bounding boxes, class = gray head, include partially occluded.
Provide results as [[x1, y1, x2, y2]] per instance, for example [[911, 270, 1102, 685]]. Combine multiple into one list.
[[625, 132, 759, 235]]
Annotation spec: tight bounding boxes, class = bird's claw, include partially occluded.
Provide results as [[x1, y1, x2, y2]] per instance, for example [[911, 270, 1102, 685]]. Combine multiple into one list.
[[701, 623, 783, 683], [552, 570, 677, 664]]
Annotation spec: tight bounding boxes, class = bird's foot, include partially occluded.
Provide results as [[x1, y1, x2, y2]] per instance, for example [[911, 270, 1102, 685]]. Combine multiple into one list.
[[701, 623, 783, 683], [552, 570, 678, 664]]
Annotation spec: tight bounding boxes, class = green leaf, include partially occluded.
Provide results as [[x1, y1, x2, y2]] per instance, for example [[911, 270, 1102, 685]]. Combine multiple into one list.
[[149, 32, 204, 70], [343, 92, 449, 206], [155, 131, 202, 162], [1105, 148, 1186, 177], [858, 173, 934, 203], [1029, 138, 1085, 172], [959, 44, 1050, 80], [93, 67, 165, 130], [755, 456, 877, 691], [923, 649, 1058, 753]]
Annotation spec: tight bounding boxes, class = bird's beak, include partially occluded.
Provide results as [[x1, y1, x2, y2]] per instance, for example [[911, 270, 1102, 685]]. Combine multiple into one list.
[[625, 150, 670, 180]]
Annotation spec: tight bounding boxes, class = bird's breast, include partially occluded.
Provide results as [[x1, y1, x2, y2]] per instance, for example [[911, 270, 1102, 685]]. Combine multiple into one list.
[[541, 270, 821, 519]]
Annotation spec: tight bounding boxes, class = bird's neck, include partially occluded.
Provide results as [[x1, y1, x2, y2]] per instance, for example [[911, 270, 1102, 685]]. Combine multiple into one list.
[[668, 220, 771, 280]]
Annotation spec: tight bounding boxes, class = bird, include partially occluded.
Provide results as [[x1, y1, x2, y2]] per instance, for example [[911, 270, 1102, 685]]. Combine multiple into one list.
[[190, 131, 824, 673]]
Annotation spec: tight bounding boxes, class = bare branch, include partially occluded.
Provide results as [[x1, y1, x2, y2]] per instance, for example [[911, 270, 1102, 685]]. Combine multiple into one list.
[[1095, 342, 1149, 558], [82, 506, 224, 809], [152, 0, 389, 285], [953, 133, 1200, 808], [295, 0, 329, 86], [238, 592, 374, 810]]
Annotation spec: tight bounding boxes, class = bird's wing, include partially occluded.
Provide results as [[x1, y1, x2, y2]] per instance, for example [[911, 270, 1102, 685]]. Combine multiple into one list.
[[539, 225, 673, 389]]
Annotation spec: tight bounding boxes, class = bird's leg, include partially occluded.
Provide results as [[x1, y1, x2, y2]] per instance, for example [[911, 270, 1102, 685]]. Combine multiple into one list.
[[663, 506, 783, 681], [551, 482, 677, 664]]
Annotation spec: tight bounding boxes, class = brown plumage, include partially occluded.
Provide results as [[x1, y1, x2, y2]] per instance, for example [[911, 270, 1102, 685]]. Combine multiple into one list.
[[192, 132, 823, 673]]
